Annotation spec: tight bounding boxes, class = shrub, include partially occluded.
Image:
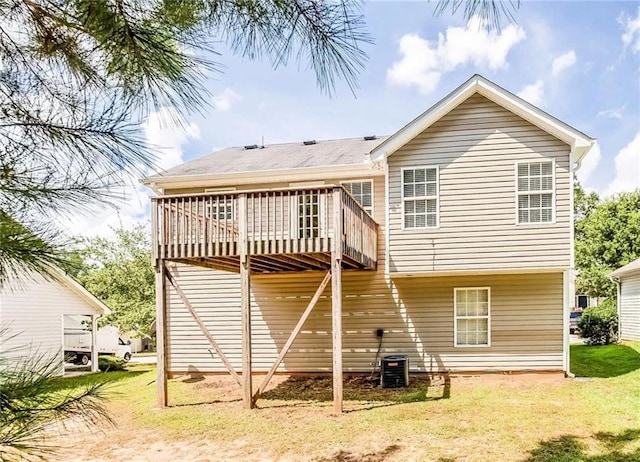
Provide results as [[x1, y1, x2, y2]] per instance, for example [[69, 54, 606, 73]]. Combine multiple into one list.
[[98, 356, 128, 372], [577, 299, 618, 345]]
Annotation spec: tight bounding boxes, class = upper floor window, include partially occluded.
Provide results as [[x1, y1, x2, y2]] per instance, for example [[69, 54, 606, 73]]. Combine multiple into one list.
[[517, 161, 554, 224], [342, 180, 373, 215], [402, 167, 438, 228], [454, 288, 490, 347]]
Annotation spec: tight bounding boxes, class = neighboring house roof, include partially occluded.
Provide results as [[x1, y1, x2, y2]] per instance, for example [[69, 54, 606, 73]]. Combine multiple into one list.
[[45, 266, 111, 315], [370, 74, 595, 165], [610, 258, 640, 278], [144, 136, 388, 184]]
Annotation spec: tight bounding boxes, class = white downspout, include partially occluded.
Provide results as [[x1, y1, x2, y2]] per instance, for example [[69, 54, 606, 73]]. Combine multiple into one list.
[[563, 270, 570, 375]]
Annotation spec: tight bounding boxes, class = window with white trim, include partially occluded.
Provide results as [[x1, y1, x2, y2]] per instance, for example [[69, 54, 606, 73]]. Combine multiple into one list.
[[207, 198, 234, 220], [342, 180, 373, 215], [298, 193, 320, 238], [517, 161, 554, 224], [402, 167, 438, 228], [454, 288, 490, 347]]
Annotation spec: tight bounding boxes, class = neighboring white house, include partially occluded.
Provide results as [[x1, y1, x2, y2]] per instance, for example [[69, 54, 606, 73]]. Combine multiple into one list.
[[0, 266, 111, 374], [611, 258, 640, 341]]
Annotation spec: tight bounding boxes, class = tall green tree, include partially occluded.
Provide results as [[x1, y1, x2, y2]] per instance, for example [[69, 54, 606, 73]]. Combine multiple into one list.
[[0, 0, 371, 285], [575, 186, 640, 298], [0, 1, 370, 458], [77, 224, 155, 337]]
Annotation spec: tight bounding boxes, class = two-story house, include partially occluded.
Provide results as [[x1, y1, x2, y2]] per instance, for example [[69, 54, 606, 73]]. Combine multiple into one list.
[[142, 75, 595, 412]]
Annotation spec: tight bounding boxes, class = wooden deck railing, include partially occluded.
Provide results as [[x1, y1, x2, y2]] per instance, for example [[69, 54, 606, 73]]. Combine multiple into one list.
[[151, 186, 378, 270]]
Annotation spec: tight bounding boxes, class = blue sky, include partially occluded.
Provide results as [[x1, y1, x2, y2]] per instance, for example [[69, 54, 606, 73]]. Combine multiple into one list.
[[71, 1, 640, 236]]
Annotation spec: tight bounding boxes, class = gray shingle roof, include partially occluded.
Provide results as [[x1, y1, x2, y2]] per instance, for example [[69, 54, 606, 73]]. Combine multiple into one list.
[[610, 258, 640, 278], [147, 136, 389, 179]]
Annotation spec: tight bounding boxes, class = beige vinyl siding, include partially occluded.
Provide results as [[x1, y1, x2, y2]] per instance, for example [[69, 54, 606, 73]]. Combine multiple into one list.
[[0, 272, 102, 372], [387, 94, 572, 273], [166, 264, 564, 373], [620, 272, 640, 341]]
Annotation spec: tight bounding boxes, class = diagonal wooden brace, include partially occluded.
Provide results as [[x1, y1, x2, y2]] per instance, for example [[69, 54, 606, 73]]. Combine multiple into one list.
[[252, 271, 332, 404], [165, 269, 242, 388]]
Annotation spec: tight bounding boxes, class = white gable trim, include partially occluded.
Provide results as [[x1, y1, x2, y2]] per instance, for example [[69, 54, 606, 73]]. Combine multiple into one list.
[[370, 74, 595, 165], [46, 266, 111, 315]]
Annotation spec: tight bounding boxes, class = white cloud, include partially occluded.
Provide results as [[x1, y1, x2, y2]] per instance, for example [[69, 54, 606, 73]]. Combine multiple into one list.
[[516, 80, 544, 106], [597, 104, 626, 120], [620, 7, 640, 53], [551, 50, 576, 77], [63, 107, 200, 238], [144, 106, 200, 170], [576, 143, 602, 189], [212, 88, 240, 111], [386, 17, 526, 93], [604, 132, 640, 197]]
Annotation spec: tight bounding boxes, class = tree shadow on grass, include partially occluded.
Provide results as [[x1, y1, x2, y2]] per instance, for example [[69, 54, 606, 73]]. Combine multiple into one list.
[[314, 444, 401, 462], [521, 429, 640, 462], [49, 370, 147, 393], [259, 373, 450, 412]]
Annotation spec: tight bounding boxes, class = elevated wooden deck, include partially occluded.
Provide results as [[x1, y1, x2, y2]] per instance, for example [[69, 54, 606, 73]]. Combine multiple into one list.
[[151, 186, 378, 273]]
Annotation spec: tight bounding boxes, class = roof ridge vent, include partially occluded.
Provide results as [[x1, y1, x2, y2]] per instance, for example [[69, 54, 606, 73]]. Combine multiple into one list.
[[244, 144, 258, 150], [364, 135, 376, 141], [303, 140, 316, 146]]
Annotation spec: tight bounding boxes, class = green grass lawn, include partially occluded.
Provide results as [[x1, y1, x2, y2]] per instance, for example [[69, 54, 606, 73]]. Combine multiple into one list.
[[46, 343, 640, 462], [571, 342, 640, 378]]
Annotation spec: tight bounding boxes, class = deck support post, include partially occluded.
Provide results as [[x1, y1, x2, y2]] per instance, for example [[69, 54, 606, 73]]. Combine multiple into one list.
[[155, 261, 168, 407], [239, 193, 253, 409], [331, 188, 343, 414]]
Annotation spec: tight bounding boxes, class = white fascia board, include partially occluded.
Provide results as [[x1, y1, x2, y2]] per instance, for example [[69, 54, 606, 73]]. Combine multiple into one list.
[[141, 163, 383, 191], [370, 77, 477, 162], [370, 75, 595, 164], [474, 78, 595, 163]]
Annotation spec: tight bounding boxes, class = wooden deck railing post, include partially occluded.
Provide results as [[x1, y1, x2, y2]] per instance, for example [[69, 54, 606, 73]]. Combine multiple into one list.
[[331, 187, 343, 414], [239, 193, 253, 409]]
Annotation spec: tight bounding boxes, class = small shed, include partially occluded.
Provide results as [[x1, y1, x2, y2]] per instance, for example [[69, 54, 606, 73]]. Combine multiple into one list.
[[0, 266, 111, 374], [610, 258, 640, 341]]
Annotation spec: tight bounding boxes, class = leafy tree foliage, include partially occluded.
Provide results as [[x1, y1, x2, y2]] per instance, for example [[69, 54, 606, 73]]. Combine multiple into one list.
[[433, 0, 521, 29], [577, 299, 619, 345], [575, 183, 640, 298], [77, 224, 155, 338], [0, 0, 370, 286]]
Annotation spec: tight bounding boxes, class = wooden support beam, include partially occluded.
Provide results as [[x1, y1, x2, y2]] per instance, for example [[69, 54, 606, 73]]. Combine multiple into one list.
[[284, 253, 331, 270], [331, 188, 343, 414], [155, 262, 168, 407], [253, 271, 332, 403], [239, 193, 253, 409], [165, 269, 242, 387], [256, 254, 307, 272]]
